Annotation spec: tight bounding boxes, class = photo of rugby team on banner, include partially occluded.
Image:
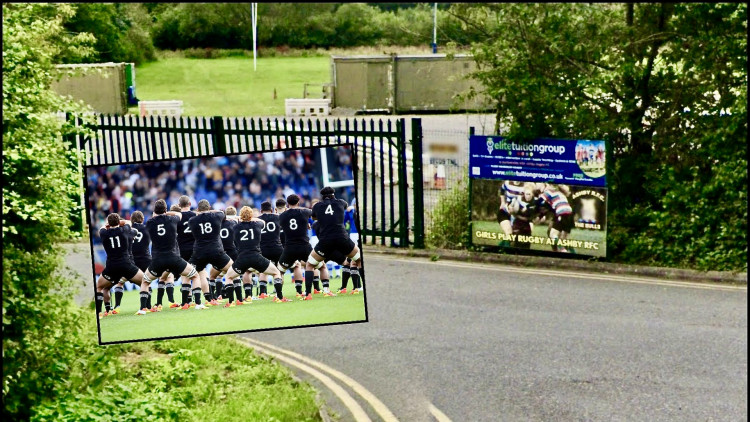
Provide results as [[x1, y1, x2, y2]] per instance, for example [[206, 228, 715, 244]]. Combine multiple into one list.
[[469, 136, 608, 258]]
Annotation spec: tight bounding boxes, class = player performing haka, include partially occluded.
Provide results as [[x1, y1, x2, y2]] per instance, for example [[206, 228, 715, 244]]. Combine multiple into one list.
[[131, 210, 177, 311], [95, 213, 146, 318], [306, 186, 363, 299], [222, 206, 286, 305], [176, 195, 197, 307], [257, 201, 283, 299], [311, 221, 336, 296], [187, 199, 232, 308], [140, 199, 201, 314], [278, 194, 313, 300], [208, 206, 239, 301]]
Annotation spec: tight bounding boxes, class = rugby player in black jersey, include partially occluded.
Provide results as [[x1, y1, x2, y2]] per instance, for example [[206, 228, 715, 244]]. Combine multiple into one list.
[[187, 199, 231, 308], [208, 205, 238, 301], [176, 195, 197, 307], [307, 186, 363, 299], [274, 198, 292, 299], [105, 216, 135, 315], [109, 213, 139, 313], [278, 194, 313, 300], [96, 213, 147, 318], [276, 198, 287, 246], [307, 199, 324, 295], [236, 205, 258, 301], [223, 206, 287, 305], [257, 201, 283, 299], [131, 210, 179, 311], [311, 220, 339, 297], [141, 199, 200, 314]]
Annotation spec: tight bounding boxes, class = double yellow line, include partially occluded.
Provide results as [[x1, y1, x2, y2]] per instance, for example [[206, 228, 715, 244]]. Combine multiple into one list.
[[239, 337, 396, 421], [238, 337, 452, 422]]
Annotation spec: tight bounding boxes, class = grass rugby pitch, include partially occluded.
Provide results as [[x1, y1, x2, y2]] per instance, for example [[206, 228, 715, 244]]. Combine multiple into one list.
[[134, 56, 330, 117], [98, 273, 366, 344]]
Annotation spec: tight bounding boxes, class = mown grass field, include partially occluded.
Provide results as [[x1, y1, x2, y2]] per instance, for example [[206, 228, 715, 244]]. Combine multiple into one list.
[[99, 273, 366, 344], [134, 56, 331, 117], [471, 220, 607, 258]]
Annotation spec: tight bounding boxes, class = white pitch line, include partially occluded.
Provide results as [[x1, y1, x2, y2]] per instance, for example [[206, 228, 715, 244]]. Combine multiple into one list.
[[428, 402, 453, 422], [239, 339, 372, 422], [378, 256, 746, 292], [241, 337, 400, 422]]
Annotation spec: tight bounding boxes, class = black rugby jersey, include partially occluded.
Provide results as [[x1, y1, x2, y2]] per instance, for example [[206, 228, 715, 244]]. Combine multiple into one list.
[[131, 222, 151, 258], [100, 225, 133, 263], [187, 211, 225, 251], [278, 208, 312, 246], [233, 220, 264, 256], [176, 210, 196, 249], [312, 198, 349, 240], [220, 218, 238, 253], [258, 213, 283, 249], [145, 214, 181, 256]]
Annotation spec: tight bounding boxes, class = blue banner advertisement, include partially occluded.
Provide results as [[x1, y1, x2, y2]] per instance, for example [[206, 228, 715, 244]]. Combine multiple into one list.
[[469, 135, 606, 187], [468, 136, 608, 258]]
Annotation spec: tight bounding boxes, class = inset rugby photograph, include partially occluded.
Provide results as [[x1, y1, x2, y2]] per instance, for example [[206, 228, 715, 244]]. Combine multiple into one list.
[[86, 144, 366, 344]]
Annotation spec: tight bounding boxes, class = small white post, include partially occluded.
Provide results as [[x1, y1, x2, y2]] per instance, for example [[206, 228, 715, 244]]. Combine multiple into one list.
[[252, 3, 258, 71]]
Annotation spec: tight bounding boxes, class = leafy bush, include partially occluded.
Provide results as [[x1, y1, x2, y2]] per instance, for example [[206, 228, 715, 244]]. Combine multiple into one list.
[[426, 171, 471, 249], [3, 4, 97, 418], [149, 3, 472, 51], [183, 48, 251, 59]]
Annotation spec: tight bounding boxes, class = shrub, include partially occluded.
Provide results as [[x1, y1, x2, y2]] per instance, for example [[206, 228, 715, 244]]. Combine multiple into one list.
[[426, 171, 471, 249]]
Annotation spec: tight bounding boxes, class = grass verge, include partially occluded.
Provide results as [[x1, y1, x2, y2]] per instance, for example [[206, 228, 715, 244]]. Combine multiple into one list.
[[30, 315, 324, 421]]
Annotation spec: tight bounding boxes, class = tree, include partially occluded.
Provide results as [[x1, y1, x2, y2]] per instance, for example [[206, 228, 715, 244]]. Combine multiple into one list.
[[449, 3, 747, 271], [62, 3, 156, 65], [2, 3, 97, 418]]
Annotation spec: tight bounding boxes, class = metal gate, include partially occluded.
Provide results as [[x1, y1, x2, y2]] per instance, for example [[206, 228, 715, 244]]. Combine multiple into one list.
[[73, 114, 424, 248]]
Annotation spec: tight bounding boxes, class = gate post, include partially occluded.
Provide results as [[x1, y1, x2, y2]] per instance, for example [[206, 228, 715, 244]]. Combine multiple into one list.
[[411, 118, 425, 249], [211, 116, 227, 156], [396, 119, 409, 247]]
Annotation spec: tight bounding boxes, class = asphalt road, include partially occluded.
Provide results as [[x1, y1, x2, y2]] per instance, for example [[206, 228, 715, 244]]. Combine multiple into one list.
[[63, 242, 747, 421], [244, 253, 748, 422]]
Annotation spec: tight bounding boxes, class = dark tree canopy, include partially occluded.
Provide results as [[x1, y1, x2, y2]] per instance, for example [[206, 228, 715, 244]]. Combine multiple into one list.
[[450, 3, 747, 271]]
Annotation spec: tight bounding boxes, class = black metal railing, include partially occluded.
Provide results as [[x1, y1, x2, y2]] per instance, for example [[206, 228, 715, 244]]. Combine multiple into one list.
[[74, 114, 423, 248]]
